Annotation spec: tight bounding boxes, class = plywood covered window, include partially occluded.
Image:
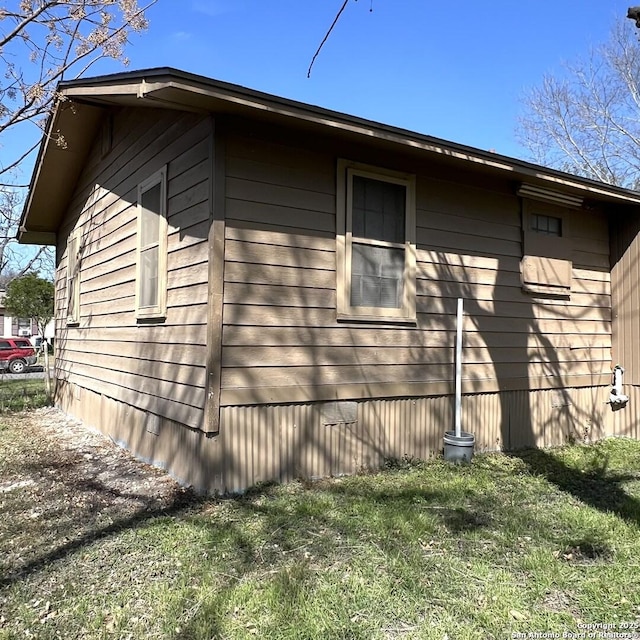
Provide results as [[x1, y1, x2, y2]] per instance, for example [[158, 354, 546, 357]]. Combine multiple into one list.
[[520, 194, 576, 298], [136, 167, 167, 319], [337, 160, 416, 321], [67, 229, 81, 325]]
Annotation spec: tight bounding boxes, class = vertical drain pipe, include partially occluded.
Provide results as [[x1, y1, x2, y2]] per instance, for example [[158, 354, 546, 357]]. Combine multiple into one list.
[[454, 297, 463, 438], [443, 297, 476, 463]]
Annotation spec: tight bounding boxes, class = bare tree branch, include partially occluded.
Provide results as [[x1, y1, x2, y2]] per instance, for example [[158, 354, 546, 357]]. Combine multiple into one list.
[[0, 0, 157, 279], [307, 0, 351, 78], [519, 18, 640, 189]]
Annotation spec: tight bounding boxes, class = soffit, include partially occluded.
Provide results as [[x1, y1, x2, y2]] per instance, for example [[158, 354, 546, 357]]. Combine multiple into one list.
[[19, 68, 640, 244]]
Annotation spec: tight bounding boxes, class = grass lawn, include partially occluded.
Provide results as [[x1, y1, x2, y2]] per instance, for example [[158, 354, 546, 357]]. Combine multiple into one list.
[[1, 413, 640, 639], [0, 377, 48, 413]]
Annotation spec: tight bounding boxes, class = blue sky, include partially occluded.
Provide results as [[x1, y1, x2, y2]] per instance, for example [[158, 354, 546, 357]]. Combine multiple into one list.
[[118, 0, 632, 160], [3, 0, 636, 180]]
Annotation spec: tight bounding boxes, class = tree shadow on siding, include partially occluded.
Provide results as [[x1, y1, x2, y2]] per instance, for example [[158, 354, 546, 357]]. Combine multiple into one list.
[[53, 109, 214, 484], [424, 198, 623, 524], [53, 113, 626, 505], [214, 135, 616, 493]]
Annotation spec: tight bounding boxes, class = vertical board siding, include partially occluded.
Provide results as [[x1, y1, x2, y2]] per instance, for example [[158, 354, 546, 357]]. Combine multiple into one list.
[[610, 385, 640, 441], [55, 108, 211, 430], [610, 206, 640, 451], [59, 381, 616, 494], [611, 210, 640, 384]]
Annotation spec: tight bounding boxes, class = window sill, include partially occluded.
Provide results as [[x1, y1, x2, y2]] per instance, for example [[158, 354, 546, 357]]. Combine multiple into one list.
[[521, 285, 571, 300], [136, 311, 166, 323], [336, 312, 417, 325]]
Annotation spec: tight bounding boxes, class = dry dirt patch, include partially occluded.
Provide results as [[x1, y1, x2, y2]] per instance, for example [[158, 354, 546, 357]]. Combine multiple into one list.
[[0, 407, 191, 584]]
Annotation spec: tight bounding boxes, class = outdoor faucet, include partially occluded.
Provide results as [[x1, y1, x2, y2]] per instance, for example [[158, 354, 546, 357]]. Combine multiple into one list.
[[608, 365, 629, 407]]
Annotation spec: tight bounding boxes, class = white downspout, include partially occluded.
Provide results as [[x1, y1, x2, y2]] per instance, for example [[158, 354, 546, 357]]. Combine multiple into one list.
[[454, 298, 463, 437]]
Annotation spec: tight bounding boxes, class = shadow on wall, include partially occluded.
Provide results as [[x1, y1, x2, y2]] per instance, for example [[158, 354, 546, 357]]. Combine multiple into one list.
[[54, 113, 626, 494], [54, 106, 213, 477]]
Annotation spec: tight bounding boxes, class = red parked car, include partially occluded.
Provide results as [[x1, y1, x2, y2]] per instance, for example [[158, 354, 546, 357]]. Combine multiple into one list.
[[0, 338, 38, 374]]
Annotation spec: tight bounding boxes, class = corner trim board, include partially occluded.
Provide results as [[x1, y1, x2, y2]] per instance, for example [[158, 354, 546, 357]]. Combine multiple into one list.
[[204, 116, 226, 434]]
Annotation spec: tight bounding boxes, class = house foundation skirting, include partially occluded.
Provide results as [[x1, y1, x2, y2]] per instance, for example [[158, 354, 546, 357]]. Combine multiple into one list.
[[55, 380, 618, 494]]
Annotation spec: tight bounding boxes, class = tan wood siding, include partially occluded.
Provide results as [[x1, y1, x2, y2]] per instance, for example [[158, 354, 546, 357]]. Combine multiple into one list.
[[220, 123, 612, 407], [55, 108, 211, 429], [57, 380, 613, 494], [611, 208, 640, 384]]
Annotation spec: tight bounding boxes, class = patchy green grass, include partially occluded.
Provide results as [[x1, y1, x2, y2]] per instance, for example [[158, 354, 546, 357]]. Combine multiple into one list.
[[1, 414, 640, 639], [0, 377, 48, 412]]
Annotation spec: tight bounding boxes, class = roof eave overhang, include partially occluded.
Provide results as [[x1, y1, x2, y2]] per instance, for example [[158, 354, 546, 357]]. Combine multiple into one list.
[[19, 68, 640, 245], [18, 99, 104, 244], [132, 75, 640, 206]]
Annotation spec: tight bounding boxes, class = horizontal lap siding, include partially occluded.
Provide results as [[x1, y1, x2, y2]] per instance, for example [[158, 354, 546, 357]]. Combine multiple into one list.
[[222, 130, 336, 404], [220, 127, 612, 405], [55, 109, 211, 429], [416, 180, 611, 391]]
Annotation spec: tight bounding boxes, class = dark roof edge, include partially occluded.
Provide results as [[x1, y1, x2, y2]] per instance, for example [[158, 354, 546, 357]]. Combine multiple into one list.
[[55, 66, 640, 204]]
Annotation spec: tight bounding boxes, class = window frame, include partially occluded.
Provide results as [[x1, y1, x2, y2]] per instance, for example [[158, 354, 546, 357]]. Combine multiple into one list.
[[336, 159, 417, 322], [66, 228, 81, 326], [530, 213, 562, 237], [135, 166, 168, 320]]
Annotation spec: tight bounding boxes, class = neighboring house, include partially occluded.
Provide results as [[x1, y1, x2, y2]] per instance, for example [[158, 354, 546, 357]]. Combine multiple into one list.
[[0, 290, 54, 342], [17, 68, 640, 493]]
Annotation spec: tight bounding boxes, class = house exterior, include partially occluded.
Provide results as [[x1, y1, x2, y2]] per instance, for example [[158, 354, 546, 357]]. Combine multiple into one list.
[[0, 290, 54, 342], [18, 68, 640, 493]]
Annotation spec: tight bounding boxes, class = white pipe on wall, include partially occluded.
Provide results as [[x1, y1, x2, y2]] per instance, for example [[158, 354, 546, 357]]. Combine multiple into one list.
[[609, 365, 629, 406], [454, 298, 463, 437]]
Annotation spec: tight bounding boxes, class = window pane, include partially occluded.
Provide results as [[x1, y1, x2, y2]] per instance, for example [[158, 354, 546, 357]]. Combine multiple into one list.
[[548, 216, 561, 236], [68, 234, 79, 322], [531, 213, 561, 237], [68, 282, 75, 317], [350, 243, 404, 308], [68, 235, 78, 276], [352, 175, 405, 243], [140, 182, 161, 247], [140, 246, 159, 308]]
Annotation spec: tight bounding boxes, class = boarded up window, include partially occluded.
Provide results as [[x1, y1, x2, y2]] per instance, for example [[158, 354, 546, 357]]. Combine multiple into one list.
[[337, 160, 416, 322], [521, 256, 572, 296], [136, 168, 167, 319], [521, 198, 573, 297], [67, 229, 81, 325]]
